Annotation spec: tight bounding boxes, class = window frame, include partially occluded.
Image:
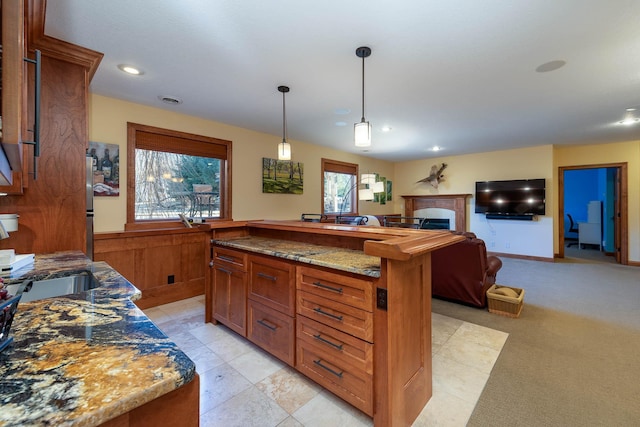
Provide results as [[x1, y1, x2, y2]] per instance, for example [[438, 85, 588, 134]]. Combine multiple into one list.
[[126, 122, 232, 228], [321, 158, 359, 217]]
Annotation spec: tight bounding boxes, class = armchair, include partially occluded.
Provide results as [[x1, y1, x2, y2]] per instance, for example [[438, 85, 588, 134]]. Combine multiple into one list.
[[431, 231, 502, 308]]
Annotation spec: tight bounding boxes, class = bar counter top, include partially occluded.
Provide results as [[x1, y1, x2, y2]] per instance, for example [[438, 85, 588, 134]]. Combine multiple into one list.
[[0, 251, 196, 427], [212, 235, 382, 277]]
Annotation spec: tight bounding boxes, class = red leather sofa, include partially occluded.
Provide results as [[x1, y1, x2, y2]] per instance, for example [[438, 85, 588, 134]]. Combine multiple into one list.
[[431, 231, 502, 308]]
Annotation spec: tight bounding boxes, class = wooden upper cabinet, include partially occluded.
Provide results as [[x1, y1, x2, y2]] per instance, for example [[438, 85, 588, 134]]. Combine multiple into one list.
[[0, 0, 27, 184]]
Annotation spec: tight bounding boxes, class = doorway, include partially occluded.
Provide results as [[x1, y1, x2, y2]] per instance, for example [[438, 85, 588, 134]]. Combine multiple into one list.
[[558, 163, 628, 265]]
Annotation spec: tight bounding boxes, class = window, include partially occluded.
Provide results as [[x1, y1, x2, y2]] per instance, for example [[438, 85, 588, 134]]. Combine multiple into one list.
[[127, 123, 232, 224], [321, 158, 359, 215]]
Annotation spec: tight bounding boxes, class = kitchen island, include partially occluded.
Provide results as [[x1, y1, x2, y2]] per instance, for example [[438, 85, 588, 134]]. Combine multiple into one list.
[[0, 251, 198, 427], [208, 220, 463, 426]]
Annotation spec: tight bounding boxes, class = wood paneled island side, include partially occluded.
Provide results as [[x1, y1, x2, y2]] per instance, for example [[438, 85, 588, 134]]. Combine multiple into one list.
[[207, 220, 463, 426]]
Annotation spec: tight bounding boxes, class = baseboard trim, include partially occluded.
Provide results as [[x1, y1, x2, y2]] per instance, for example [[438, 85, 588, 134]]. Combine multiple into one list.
[[488, 251, 554, 262]]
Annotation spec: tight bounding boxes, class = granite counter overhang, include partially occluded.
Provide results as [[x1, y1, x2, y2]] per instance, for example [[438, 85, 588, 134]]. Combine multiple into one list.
[[0, 251, 196, 427], [212, 236, 382, 278]]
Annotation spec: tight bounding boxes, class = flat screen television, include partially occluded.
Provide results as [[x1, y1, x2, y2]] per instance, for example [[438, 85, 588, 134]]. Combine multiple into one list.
[[475, 178, 545, 216]]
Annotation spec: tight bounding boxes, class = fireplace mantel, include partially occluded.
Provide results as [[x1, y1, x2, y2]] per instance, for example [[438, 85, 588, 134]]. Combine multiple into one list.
[[401, 194, 472, 231]]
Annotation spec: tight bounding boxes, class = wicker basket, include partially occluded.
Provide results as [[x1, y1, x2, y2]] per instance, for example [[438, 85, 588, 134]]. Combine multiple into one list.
[[486, 284, 525, 318]]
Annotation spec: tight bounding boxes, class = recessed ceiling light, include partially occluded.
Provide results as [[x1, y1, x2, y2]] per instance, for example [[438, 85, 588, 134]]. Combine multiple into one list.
[[118, 64, 144, 75], [334, 108, 351, 115], [432, 146, 441, 152], [381, 126, 392, 132], [158, 95, 183, 105], [335, 121, 347, 127], [626, 107, 637, 112], [535, 60, 566, 73]]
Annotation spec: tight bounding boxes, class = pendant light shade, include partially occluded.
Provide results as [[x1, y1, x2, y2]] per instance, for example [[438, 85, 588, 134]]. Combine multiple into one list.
[[278, 85, 291, 160], [354, 46, 372, 148], [359, 188, 374, 201], [360, 173, 376, 185], [371, 181, 385, 193], [278, 140, 291, 160], [354, 121, 371, 147]]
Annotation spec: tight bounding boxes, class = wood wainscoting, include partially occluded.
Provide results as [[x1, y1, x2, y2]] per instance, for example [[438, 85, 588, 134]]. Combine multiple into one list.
[[94, 227, 209, 309], [401, 194, 472, 232]]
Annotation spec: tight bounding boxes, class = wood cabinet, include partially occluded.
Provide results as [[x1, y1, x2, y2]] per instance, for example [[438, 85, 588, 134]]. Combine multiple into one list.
[[0, 0, 103, 255], [208, 221, 463, 426], [94, 228, 208, 309], [0, 0, 26, 184], [99, 374, 199, 427], [212, 247, 247, 336], [247, 254, 295, 366], [296, 266, 375, 415]]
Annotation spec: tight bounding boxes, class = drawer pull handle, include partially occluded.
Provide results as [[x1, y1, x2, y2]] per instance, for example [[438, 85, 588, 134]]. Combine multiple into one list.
[[218, 255, 235, 263], [256, 319, 278, 331], [257, 272, 277, 281], [312, 281, 343, 294], [218, 267, 232, 275], [313, 307, 343, 322], [313, 334, 344, 351], [313, 359, 343, 378]]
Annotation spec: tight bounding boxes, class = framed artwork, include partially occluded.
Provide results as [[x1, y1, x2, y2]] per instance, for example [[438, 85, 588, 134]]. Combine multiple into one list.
[[379, 177, 387, 205], [386, 180, 393, 202], [89, 141, 120, 196], [262, 158, 304, 194]]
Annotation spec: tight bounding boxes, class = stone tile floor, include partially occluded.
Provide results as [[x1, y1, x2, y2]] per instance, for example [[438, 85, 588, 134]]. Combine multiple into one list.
[[143, 296, 508, 427]]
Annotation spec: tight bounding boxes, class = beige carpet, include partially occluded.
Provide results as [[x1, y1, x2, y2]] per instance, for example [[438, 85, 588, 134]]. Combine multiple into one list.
[[432, 255, 640, 426]]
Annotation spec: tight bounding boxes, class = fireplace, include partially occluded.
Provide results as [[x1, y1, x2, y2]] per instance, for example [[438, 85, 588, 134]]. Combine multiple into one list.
[[401, 194, 471, 231], [421, 218, 450, 230]]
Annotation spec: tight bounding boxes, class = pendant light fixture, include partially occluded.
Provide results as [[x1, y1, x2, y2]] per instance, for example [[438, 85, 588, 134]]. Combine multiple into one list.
[[277, 85, 292, 160], [354, 46, 372, 147]]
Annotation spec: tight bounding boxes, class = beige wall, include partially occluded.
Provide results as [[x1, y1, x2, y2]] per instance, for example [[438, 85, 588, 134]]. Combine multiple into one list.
[[89, 94, 395, 232], [90, 94, 640, 262], [394, 146, 556, 259], [393, 142, 640, 262]]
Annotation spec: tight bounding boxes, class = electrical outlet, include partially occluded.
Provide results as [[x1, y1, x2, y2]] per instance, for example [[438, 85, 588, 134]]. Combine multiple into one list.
[[168, 275, 175, 284], [505, 242, 511, 249], [376, 288, 388, 310], [490, 241, 495, 248]]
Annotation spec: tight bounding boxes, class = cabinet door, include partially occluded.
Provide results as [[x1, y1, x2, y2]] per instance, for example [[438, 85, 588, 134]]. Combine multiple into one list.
[[213, 264, 247, 336], [0, 0, 26, 175]]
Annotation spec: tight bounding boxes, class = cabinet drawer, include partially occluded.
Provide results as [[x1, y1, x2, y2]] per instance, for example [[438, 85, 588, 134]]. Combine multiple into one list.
[[247, 300, 295, 366], [297, 339, 373, 416], [213, 247, 247, 271], [249, 256, 295, 316], [297, 316, 373, 375], [297, 266, 374, 312], [297, 291, 373, 343]]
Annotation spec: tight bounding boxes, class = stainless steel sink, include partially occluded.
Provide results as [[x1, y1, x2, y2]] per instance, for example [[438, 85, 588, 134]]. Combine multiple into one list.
[[6, 271, 100, 303]]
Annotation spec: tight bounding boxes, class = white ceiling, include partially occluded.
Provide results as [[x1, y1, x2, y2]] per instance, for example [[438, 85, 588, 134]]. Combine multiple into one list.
[[44, 0, 640, 162]]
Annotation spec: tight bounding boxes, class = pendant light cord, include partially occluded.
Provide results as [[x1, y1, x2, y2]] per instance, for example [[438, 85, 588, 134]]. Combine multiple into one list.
[[282, 90, 287, 142], [361, 54, 366, 122]]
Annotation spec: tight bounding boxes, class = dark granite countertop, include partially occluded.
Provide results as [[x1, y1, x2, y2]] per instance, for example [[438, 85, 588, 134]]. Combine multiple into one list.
[[0, 251, 196, 427], [212, 236, 381, 278]]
